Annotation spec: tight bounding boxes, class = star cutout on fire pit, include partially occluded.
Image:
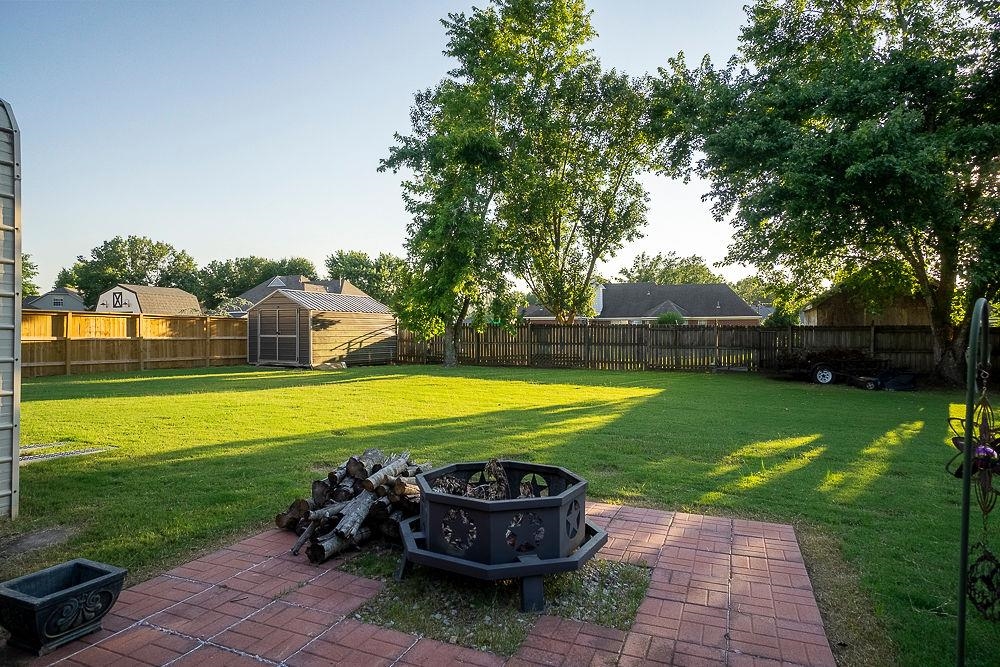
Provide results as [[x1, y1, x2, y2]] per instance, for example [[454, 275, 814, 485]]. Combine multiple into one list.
[[505, 512, 545, 553], [518, 473, 548, 498], [566, 499, 581, 538]]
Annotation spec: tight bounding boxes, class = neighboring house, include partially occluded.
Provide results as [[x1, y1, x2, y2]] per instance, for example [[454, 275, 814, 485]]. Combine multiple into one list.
[[801, 292, 930, 326], [94, 284, 202, 315], [522, 283, 762, 326], [238, 275, 369, 305], [750, 302, 776, 321], [247, 289, 396, 367], [23, 287, 88, 311]]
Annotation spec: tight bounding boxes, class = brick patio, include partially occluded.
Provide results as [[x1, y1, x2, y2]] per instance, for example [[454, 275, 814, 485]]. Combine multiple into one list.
[[5, 504, 837, 666]]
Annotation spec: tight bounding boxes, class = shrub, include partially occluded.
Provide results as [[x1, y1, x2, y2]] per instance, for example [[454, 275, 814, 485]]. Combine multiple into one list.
[[656, 312, 685, 325]]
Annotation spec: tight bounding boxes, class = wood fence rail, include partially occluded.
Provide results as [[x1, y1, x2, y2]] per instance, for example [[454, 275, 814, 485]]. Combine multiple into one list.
[[398, 323, 1000, 374], [22, 311, 248, 378]]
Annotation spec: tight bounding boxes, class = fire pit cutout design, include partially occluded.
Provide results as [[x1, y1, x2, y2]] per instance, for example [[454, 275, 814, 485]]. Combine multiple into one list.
[[505, 512, 545, 552], [441, 508, 478, 554], [397, 460, 607, 612], [519, 473, 548, 497], [566, 499, 582, 538]]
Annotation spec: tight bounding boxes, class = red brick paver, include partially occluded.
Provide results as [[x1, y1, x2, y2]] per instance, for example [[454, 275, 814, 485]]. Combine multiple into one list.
[[7, 507, 835, 667]]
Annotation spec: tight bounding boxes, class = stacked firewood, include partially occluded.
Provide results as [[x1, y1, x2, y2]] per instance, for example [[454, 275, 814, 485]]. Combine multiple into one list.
[[274, 448, 425, 564]]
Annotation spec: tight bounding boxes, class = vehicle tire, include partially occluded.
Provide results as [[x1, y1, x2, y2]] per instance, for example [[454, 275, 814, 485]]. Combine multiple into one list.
[[864, 379, 879, 391], [812, 365, 835, 385]]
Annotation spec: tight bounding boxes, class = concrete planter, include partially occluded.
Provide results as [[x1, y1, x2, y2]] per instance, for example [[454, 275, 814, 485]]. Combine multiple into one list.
[[0, 559, 126, 655]]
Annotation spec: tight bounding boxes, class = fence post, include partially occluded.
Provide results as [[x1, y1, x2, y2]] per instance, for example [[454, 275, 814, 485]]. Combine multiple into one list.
[[584, 320, 591, 369], [715, 325, 721, 369], [137, 314, 144, 371], [204, 316, 211, 367], [527, 321, 534, 367], [64, 312, 72, 376], [644, 322, 651, 371], [870, 323, 877, 356]]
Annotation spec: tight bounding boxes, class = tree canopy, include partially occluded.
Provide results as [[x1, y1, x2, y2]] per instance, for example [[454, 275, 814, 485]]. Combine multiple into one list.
[[57, 236, 200, 307], [384, 0, 655, 362], [197, 256, 317, 308], [21, 253, 38, 297], [324, 250, 407, 305], [381, 76, 517, 365], [653, 0, 1000, 381], [618, 251, 724, 285]]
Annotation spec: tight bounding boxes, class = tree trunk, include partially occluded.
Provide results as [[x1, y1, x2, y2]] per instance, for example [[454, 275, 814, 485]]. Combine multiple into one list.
[[444, 329, 459, 367], [443, 297, 471, 367]]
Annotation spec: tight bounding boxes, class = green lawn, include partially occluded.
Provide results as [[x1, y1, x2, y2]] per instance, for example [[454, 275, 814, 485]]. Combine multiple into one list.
[[3, 365, 986, 665]]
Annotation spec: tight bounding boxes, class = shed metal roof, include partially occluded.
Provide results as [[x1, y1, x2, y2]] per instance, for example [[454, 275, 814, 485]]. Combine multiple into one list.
[[239, 275, 369, 304], [254, 289, 393, 314]]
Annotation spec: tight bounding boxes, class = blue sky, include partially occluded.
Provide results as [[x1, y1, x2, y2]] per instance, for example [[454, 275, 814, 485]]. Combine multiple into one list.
[[1, 1, 749, 290]]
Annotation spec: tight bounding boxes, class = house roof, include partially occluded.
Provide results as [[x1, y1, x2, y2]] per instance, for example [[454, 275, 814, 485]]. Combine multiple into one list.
[[23, 287, 88, 310], [114, 285, 202, 315], [254, 289, 393, 314], [599, 283, 759, 318], [238, 275, 369, 304], [523, 283, 760, 320]]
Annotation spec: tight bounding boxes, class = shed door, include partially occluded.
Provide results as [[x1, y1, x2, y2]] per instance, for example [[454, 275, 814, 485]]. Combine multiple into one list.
[[257, 308, 300, 364]]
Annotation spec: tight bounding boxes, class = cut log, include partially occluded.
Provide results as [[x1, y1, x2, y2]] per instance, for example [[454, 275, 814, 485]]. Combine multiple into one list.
[[346, 448, 385, 479], [275, 498, 314, 530], [335, 490, 377, 540], [306, 526, 373, 564], [362, 451, 411, 492], [306, 501, 348, 522], [374, 483, 391, 498], [311, 479, 331, 507], [331, 477, 360, 502], [394, 476, 416, 488], [393, 480, 421, 497], [368, 495, 392, 522], [290, 522, 316, 555], [379, 509, 406, 539], [327, 464, 349, 486], [431, 474, 466, 495]]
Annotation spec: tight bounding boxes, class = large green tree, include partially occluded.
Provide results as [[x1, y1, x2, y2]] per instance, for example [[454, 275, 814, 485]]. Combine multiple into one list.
[[324, 250, 407, 305], [386, 0, 654, 351], [619, 251, 724, 284], [381, 80, 517, 366], [653, 0, 999, 382], [57, 236, 200, 307], [450, 0, 654, 323]]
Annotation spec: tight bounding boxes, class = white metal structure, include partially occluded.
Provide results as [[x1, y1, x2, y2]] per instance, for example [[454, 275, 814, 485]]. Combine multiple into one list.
[[0, 98, 21, 518]]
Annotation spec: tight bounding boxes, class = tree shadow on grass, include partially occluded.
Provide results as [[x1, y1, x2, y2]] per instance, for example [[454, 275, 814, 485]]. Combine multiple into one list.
[[22, 363, 701, 403], [22, 365, 412, 401]]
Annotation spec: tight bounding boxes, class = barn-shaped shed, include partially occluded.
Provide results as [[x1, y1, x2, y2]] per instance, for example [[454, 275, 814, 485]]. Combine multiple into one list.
[[247, 289, 396, 367]]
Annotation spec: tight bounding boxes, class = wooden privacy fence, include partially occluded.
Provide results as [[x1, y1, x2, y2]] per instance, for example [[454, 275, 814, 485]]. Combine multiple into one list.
[[398, 322, 1000, 374], [22, 311, 248, 377]]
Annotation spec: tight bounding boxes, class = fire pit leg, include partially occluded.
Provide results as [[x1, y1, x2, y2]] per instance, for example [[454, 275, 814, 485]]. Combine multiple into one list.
[[520, 575, 544, 612], [394, 555, 413, 582]]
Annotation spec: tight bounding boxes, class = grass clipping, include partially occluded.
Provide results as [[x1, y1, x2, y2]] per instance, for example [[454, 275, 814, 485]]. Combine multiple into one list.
[[342, 543, 650, 657]]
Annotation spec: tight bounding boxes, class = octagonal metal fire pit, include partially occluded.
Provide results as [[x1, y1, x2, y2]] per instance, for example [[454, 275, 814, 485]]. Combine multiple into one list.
[[396, 460, 607, 612]]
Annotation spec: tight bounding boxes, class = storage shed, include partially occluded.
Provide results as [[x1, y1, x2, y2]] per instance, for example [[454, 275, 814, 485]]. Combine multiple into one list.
[[247, 289, 396, 367]]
